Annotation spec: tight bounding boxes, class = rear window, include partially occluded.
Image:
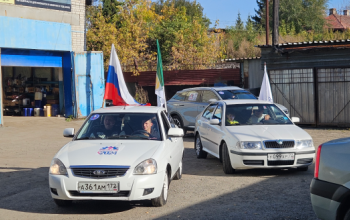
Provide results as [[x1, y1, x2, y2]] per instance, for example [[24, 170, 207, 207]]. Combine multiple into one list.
[[216, 90, 257, 100]]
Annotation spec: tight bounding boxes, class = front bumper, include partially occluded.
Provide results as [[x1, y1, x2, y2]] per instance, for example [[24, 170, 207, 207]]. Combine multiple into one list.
[[229, 149, 315, 169], [49, 169, 165, 201]]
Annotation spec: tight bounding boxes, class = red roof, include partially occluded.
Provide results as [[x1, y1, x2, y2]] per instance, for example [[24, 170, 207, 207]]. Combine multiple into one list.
[[326, 14, 350, 30]]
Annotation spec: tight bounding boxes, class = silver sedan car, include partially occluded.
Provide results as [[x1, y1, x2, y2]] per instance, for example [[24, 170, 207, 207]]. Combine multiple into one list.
[[310, 138, 350, 220], [167, 86, 289, 134]]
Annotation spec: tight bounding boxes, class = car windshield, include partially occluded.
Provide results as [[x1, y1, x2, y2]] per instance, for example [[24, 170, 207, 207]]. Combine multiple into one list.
[[216, 90, 257, 100], [225, 104, 292, 126], [76, 113, 162, 141]]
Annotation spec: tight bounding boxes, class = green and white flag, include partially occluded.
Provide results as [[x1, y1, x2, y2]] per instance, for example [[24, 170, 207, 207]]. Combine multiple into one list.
[[155, 40, 166, 108]]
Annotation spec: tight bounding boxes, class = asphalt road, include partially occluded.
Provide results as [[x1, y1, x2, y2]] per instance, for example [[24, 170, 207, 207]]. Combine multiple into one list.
[[1, 116, 350, 219]]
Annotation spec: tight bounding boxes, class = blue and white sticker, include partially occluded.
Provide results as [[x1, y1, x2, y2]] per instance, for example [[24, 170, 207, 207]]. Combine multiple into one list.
[[219, 91, 224, 94], [90, 114, 100, 120]]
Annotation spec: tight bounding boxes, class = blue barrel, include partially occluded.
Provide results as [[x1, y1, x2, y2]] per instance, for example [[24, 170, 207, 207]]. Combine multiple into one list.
[[35, 100, 42, 108], [51, 104, 59, 116], [28, 108, 34, 116], [23, 108, 28, 116]]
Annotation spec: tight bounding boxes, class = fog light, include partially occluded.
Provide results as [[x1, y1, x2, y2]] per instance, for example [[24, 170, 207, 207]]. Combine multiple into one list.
[[143, 188, 154, 196], [51, 188, 58, 196]]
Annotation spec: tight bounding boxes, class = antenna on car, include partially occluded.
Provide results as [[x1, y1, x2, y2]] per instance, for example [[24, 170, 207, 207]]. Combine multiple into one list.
[[123, 102, 126, 110]]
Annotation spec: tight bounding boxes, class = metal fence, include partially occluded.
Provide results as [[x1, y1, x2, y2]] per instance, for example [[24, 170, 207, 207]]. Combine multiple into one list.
[[269, 69, 315, 124]]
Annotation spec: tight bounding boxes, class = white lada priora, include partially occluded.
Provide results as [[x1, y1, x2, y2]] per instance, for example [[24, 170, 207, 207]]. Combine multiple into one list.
[[49, 106, 184, 207], [194, 100, 315, 174]]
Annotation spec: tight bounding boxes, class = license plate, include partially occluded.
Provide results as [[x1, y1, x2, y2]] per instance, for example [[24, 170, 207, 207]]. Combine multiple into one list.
[[78, 182, 119, 193], [268, 153, 295, 161]]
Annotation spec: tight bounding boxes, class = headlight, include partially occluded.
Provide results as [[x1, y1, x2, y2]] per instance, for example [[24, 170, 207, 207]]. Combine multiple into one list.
[[237, 141, 262, 150], [134, 159, 157, 175], [50, 158, 68, 175], [295, 140, 313, 149]]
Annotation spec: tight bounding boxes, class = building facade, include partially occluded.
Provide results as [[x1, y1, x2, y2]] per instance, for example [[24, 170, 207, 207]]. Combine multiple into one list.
[[0, 0, 104, 126]]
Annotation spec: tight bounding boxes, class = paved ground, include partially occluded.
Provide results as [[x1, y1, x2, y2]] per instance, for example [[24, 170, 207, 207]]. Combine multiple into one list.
[[1, 116, 350, 219]]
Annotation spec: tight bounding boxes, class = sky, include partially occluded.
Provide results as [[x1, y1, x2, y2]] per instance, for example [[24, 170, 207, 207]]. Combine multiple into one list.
[[196, 0, 349, 28]]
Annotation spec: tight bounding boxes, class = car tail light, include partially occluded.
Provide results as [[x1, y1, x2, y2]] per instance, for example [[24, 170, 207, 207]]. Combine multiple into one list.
[[314, 145, 322, 179]]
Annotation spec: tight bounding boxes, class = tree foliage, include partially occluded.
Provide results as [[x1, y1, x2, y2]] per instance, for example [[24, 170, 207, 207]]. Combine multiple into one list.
[[87, 0, 217, 72]]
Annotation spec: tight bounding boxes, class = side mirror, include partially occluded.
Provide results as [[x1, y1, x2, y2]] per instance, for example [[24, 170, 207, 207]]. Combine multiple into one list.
[[168, 128, 184, 137], [63, 128, 75, 137], [208, 99, 217, 103], [291, 117, 300, 123], [210, 118, 220, 125]]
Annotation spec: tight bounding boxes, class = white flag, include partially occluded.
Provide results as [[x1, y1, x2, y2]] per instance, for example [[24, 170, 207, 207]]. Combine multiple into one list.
[[258, 63, 273, 102]]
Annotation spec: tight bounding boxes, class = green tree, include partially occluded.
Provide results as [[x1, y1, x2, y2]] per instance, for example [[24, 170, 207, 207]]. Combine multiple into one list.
[[235, 12, 244, 30], [252, 0, 265, 28], [152, 0, 211, 27]]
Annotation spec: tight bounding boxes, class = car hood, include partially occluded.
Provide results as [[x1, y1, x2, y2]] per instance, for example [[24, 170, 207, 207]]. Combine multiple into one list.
[[226, 125, 311, 141], [56, 140, 162, 167]]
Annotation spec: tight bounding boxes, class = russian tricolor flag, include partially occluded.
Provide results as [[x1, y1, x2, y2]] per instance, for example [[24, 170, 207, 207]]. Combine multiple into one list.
[[104, 44, 150, 106]]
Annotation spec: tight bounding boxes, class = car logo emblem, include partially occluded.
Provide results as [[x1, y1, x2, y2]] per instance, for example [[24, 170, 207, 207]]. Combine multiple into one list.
[[277, 140, 283, 145], [93, 170, 106, 175]]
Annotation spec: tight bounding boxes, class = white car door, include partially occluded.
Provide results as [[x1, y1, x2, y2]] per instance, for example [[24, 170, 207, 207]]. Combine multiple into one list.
[[206, 103, 225, 158], [199, 104, 218, 152], [161, 111, 182, 178]]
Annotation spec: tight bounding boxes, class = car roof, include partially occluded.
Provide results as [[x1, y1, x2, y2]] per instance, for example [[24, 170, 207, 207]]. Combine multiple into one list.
[[180, 86, 243, 92], [92, 106, 164, 114], [222, 100, 273, 105]]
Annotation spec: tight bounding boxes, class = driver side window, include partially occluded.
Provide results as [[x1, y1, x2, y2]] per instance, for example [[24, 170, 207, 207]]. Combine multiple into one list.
[[213, 105, 222, 121], [202, 104, 217, 120]]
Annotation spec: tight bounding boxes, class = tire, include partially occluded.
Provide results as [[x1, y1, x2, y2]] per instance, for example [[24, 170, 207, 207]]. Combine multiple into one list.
[[297, 166, 308, 171], [151, 171, 169, 207], [222, 143, 235, 174], [344, 208, 350, 220], [53, 199, 72, 207], [172, 115, 187, 135], [194, 134, 207, 159], [173, 157, 183, 180]]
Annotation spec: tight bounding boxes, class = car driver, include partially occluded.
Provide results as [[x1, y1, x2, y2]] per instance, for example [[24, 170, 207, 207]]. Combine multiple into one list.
[[141, 117, 159, 138], [247, 106, 270, 124]]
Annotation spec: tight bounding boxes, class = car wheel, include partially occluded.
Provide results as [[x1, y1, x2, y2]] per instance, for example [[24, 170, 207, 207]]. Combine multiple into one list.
[[222, 142, 235, 174], [172, 115, 187, 135], [195, 134, 207, 159], [297, 166, 308, 171], [173, 158, 182, 180], [53, 199, 72, 207], [151, 171, 169, 207], [344, 207, 350, 220]]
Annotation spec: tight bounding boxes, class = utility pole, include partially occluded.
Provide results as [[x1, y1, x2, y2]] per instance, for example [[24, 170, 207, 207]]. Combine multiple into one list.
[[273, 0, 279, 45], [266, 0, 269, 45]]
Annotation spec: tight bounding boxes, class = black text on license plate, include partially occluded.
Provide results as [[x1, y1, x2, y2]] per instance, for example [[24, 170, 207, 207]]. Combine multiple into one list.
[[268, 153, 294, 161], [78, 182, 119, 193]]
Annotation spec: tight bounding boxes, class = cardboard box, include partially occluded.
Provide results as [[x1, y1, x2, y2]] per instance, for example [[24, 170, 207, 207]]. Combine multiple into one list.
[[27, 87, 35, 93], [46, 100, 59, 104], [53, 88, 59, 94]]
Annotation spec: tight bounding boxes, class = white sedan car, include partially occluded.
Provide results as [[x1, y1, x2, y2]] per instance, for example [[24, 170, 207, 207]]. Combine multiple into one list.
[[194, 100, 315, 174], [49, 106, 184, 207]]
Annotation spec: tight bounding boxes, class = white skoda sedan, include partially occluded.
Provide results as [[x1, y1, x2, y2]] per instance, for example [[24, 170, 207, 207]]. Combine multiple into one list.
[[49, 106, 184, 207], [194, 100, 315, 174]]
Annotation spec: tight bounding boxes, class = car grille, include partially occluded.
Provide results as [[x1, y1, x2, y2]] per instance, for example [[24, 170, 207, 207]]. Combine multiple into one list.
[[268, 160, 294, 166], [71, 167, 129, 179], [297, 158, 313, 164], [243, 160, 264, 166], [264, 141, 295, 149], [68, 190, 130, 197]]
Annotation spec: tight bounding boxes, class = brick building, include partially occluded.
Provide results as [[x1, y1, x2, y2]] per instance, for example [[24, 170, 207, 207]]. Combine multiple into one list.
[[326, 8, 350, 31], [0, 0, 105, 125]]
